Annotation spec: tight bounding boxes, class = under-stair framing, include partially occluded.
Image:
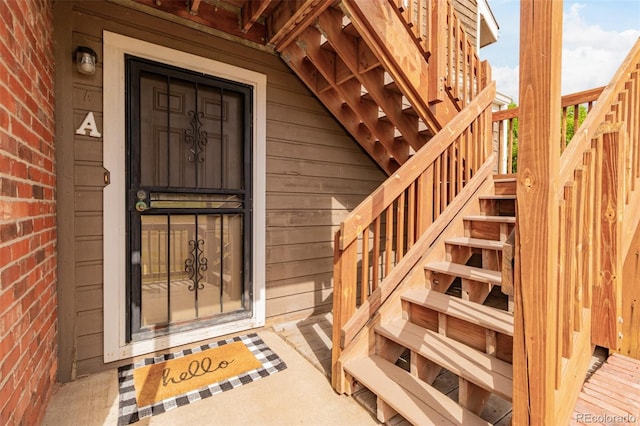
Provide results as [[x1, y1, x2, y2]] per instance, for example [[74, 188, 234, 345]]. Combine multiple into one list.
[[277, 0, 489, 175]]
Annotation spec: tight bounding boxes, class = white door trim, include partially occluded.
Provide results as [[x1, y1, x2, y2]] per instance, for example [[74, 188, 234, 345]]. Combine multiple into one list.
[[102, 31, 266, 362]]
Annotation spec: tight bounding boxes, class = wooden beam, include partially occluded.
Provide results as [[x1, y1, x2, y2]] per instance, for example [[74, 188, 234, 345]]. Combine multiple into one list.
[[316, 8, 425, 152], [341, 0, 456, 132], [281, 42, 396, 174], [242, 0, 272, 33], [268, 0, 333, 50], [132, 0, 267, 45], [296, 26, 410, 163], [513, 1, 563, 425]]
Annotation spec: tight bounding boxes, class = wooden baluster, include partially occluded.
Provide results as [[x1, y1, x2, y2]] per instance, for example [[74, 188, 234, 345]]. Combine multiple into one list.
[[507, 119, 514, 173], [461, 33, 468, 105], [440, 150, 448, 212], [361, 227, 370, 303], [447, 1, 454, 94], [429, 0, 446, 103], [563, 183, 577, 359], [457, 132, 464, 193], [448, 143, 456, 202], [583, 150, 595, 309], [407, 183, 416, 248], [416, 0, 424, 41], [573, 168, 586, 332], [465, 126, 473, 182], [556, 198, 566, 388], [561, 107, 568, 151], [372, 216, 381, 291], [434, 156, 441, 219], [397, 192, 405, 261], [385, 206, 394, 277]]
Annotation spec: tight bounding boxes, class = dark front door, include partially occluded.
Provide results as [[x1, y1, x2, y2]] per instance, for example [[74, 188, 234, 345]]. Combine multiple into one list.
[[126, 56, 253, 341]]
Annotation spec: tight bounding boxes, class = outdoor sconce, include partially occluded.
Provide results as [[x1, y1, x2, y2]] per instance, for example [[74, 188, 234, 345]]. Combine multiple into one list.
[[75, 46, 97, 75]]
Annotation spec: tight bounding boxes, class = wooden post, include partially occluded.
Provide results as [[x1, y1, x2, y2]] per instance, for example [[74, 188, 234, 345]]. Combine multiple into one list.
[[592, 129, 623, 350], [331, 230, 357, 392], [513, 1, 563, 424]]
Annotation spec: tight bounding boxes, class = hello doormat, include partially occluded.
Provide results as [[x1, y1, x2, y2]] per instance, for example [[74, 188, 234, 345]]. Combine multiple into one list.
[[117, 333, 287, 425]]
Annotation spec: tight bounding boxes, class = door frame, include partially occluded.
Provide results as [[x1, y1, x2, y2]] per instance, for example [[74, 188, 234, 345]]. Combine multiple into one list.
[[103, 31, 266, 362]]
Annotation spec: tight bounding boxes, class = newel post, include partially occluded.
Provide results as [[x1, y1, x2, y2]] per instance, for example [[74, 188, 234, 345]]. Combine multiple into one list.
[[513, 0, 563, 424], [331, 230, 357, 393]]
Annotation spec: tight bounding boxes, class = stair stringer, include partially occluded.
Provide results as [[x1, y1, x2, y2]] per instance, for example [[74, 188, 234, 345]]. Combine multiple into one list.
[[336, 172, 499, 396]]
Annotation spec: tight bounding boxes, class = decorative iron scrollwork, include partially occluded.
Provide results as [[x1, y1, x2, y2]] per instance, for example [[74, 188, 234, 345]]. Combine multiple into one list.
[[185, 110, 208, 163], [184, 238, 208, 291]]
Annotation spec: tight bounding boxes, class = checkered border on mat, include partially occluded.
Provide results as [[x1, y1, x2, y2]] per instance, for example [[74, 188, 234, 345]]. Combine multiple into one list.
[[117, 333, 287, 425]]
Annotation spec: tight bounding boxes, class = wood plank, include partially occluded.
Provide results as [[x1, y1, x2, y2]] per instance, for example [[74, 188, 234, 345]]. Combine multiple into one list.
[[344, 355, 492, 426], [514, 1, 563, 424], [424, 262, 502, 285], [592, 130, 623, 349], [376, 319, 513, 400], [401, 288, 514, 336], [445, 237, 504, 251]]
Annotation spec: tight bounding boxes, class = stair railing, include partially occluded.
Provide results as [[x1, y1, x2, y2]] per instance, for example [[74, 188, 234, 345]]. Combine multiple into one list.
[[492, 86, 604, 174], [391, 0, 486, 106], [331, 81, 496, 391], [512, 38, 640, 424]]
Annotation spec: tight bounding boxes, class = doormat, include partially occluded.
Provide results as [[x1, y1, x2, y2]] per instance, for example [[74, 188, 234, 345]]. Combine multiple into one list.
[[117, 333, 287, 425]]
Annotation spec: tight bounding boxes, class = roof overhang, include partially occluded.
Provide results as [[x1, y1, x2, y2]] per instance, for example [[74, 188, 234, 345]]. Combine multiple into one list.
[[477, 0, 499, 48]]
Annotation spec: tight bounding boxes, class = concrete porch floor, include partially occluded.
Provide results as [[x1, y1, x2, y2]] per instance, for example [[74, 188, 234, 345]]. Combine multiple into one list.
[[42, 329, 378, 426]]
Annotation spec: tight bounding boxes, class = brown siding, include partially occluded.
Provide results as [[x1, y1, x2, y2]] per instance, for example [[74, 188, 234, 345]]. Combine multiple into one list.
[[56, 0, 384, 378], [0, 0, 57, 423], [453, 0, 478, 49]]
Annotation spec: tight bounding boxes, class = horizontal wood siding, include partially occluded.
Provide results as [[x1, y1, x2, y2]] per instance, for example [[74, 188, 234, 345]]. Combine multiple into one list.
[[453, 0, 478, 49], [61, 0, 384, 377]]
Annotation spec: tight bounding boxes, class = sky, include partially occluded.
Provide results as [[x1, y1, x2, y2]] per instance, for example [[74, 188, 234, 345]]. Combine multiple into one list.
[[480, 0, 640, 102]]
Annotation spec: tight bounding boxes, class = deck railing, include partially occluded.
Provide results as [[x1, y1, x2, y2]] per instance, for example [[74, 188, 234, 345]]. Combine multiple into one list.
[[492, 86, 604, 174], [331, 81, 496, 391], [391, 0, 486, 106], [512, 38, 640, 424]]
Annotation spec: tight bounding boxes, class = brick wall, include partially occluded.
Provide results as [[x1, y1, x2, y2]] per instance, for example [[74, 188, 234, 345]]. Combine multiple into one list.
[[0, 0, 57, 424]]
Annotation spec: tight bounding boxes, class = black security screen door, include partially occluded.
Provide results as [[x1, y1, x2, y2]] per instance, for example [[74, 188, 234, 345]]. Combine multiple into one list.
[[126, 56, 253, 341]]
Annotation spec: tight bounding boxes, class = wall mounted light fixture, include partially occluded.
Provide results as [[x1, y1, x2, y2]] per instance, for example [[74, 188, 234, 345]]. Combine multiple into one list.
[[75, 46, 97, 75]]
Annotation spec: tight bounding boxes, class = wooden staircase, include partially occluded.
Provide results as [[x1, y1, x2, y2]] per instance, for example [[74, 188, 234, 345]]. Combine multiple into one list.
[[343, 176, 517, 424]]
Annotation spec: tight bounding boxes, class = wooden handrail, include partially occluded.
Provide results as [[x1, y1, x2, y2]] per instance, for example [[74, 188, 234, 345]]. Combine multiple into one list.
[[332, 81, 496, 391], [340, 153, 497, 348], [390, 0, 487, 107], [340, 82, 496, 250], [492, 86, 604, 174]]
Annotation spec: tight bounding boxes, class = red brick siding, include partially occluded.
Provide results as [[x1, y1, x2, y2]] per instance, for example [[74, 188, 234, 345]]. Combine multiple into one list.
[[0, 0, 57, 424]]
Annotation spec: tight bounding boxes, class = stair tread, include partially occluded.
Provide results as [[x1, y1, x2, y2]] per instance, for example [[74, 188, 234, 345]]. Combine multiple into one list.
[[425, 261, 502, 285], [376, 320, 513, 401], [401, 288, 514, 336], [464, 215, 516, 223], [445, 237, 504, 251], [344, 355, 492, 426]]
